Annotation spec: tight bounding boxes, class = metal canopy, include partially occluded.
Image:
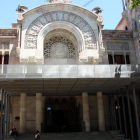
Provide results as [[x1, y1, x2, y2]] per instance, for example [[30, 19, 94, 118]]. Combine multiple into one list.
[[0, 64, 140, 95], [0, 78, 140, 96]]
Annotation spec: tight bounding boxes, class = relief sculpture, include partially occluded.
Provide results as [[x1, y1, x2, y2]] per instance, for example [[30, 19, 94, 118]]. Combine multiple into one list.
[[24, 11, 97, 50], [107, 43, 129, 50]]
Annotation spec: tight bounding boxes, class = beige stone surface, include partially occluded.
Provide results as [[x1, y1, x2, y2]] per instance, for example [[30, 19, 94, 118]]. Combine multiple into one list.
[[20, 93, 27, 133], [36, 93, 42, 132], [82, 92, 90, 132], [97, 92, 105, 131]]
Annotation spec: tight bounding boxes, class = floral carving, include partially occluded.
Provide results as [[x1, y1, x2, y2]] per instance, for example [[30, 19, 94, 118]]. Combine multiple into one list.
[[107, 43, 129, 50], [24, 11, 97, 50]]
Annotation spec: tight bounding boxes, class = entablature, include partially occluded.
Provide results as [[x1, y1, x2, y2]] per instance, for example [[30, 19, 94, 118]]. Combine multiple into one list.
[[102, 30, 133, 40]]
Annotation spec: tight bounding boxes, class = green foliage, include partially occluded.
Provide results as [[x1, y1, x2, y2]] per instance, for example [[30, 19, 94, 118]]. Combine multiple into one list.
[[129, 0, 140, 9]]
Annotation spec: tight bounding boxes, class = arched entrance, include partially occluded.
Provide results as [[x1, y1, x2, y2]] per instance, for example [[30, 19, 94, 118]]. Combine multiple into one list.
[[115, 96, 137, 139], [43, 97, 76, 133]]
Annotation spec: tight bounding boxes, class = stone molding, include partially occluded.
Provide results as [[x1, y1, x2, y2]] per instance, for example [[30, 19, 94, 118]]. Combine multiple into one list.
[[107, 42, 129, 50], [0, 42, 9, 49], [102, 30, 133, 39], [49, 0, 72, 3], [24, 11, 97, 50], [22, 4, 98, 21], [0, 29, 17, 37]]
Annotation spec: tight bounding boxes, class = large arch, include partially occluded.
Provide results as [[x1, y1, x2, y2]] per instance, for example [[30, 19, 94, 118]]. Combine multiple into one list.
[[24, 11, 97, 51], [37, 21, 84, 54]]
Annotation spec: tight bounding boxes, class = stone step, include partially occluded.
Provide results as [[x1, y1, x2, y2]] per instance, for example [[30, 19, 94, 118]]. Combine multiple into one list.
[[4, 138, 16, 140], [114, 134, 125, 139], [110, 130, 120, 135]]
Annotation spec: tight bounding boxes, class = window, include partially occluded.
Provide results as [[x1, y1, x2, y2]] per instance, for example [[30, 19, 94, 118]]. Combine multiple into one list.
[[4, 55, 9, 64], [108, 55, 113, 64], [125, 26, 128, 30], [114, 55, 125, 64], [126, 55, 130, 64], [108, 54, 130, 64], [0, 55, 2, 64]]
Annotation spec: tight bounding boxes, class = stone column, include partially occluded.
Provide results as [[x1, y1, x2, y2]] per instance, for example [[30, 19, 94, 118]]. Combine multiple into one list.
[[97, 92, 105, 131], [36, 93, 42, 132], [82, 92, 90, 132], [20, 93, 27, 133]]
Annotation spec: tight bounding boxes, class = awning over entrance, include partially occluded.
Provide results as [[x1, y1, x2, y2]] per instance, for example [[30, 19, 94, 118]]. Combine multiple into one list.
[[0, 64, 140, 95]]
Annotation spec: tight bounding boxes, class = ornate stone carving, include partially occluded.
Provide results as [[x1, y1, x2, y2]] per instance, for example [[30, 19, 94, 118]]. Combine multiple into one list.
[[102, 30, 133, 39], [25, 11, 97, 50], [79, 56, 88, 64], [0, 42, 9, 49], [49, 0, 72, 3], [92, 57, 102, 64], [107, 43, 129, 50], [35, 57, 44, 64], [44, 36, 75, 59], [20, 57, 29, 64], [51, 42, 68, 57]]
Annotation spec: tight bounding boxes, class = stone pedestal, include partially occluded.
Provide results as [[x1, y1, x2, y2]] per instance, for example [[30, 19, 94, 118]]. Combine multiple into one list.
[[36, 93, 42, 132], [97, 92, 105, 131], [20, 93, 27, 133], [82, 92, 90, 132]]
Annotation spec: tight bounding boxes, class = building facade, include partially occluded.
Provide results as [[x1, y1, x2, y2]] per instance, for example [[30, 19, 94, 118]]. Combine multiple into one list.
[[0, 0, 140, 140]]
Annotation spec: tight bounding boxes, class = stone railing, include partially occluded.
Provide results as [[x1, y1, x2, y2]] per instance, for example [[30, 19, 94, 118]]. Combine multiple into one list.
[[102, 30, 133, 39]]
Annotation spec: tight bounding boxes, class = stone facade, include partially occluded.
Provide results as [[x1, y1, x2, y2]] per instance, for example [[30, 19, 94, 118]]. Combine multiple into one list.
[[1, 0, 140, 135]]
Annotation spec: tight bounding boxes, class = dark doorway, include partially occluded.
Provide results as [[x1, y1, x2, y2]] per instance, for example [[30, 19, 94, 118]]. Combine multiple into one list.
[[115, 96, 137, 139], [53, 110, 69, 132], [43, 97, 76, 133]]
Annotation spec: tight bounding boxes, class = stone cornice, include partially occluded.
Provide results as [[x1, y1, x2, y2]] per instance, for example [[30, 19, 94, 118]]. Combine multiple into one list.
[[102, 30, 133, 40], [0, 29, 17, 37], [22, 3, 98, 21]]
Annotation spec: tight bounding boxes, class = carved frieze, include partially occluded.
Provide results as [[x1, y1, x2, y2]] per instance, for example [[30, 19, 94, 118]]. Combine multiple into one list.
[[0, 42, 9, 49], [107, 43, 129, 50], [25, 11, 97, 50]]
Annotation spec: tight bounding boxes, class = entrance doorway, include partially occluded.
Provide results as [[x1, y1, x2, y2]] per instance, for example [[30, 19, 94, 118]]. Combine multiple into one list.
[[43, 97, 75, 133], [53, 110, 69, 132]]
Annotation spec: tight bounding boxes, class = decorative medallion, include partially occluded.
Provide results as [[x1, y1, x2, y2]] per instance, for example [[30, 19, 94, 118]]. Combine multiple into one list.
[[44, 36, 76, 59], [51, 42, 68, 58]]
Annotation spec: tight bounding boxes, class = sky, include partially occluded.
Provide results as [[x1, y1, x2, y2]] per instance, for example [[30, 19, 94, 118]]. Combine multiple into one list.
[[0, 0, 123, 29]]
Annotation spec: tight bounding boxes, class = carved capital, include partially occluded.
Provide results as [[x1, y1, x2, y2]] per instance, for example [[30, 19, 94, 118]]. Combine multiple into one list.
[[20, 57, 29, 64], [35, 57, 44, 64], [92, 57, 102, 64], [79, 56, 88, 64]]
